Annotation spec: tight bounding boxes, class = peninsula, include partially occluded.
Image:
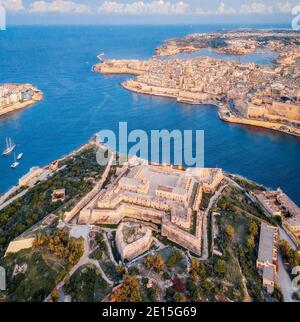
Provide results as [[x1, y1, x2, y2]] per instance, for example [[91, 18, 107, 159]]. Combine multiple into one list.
[[93, 30, 300, 137], [0, 139, 299, 302], [0, 84, 43, 117]]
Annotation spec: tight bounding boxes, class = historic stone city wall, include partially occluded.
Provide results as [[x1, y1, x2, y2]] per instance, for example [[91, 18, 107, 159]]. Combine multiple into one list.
[[161, 217, 201, 256], [79, 203, 165, 225]]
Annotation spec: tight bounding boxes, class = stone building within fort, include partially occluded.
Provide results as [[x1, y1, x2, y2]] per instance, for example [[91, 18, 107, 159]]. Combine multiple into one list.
[[78, 161, 224, 257], [116, 222, 153, 261]]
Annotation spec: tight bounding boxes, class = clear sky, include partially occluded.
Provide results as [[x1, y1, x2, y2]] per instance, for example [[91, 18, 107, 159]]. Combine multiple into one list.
[[0, 0, 299, 25]]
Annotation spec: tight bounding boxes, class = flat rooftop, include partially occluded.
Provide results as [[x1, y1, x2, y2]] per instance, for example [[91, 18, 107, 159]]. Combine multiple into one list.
[[258, 223, 277, 265]]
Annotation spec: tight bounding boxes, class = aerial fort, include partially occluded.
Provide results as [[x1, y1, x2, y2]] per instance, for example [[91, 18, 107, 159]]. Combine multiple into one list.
[[79, 157, 224, 256], [2, 139, 300, 301], [0, 84, 43, 117], [94, 30, 300, 137]]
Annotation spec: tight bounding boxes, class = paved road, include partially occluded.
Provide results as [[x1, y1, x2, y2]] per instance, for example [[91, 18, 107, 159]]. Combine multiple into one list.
[[278, 254, 296, 302], [0, 170, 53, 211], [0, 188, 28, 211]]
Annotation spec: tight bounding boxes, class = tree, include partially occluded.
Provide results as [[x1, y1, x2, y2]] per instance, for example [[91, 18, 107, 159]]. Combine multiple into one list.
[[186, 278, 197, 293], [116, 264, 126, 278], [246, 235, 255, 251], [148, 287, 158, 302], [248, 221, 258, 236], [172, 275, 185, 293], [144, 256, 154, 270], [280, 240, 300, 268], [215, 259, 227, 276], [166, 250, 182, 267], [111, 275, 142, 302], [190, 258, 206, 281], [174, 292, 186, 302], [51, 289, 60, 302], [201, 280, 213, 292], [226, 225, 235, 240], [154, 255, 165, 272]]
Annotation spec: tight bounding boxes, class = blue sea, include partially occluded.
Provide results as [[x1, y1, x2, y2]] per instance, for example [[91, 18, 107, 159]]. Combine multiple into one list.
[[0, 25, 300, 205]]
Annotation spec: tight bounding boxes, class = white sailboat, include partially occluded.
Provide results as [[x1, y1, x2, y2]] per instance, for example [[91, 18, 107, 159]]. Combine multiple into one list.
[[17, 153, 23, 161], [2, 137, 16, 156], [11, 153, 19, 169]]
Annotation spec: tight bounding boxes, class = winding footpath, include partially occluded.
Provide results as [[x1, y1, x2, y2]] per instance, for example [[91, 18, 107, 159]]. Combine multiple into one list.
[[44, 225, 113, 302]]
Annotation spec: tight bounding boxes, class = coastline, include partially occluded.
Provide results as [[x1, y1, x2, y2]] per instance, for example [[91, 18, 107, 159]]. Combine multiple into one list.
[[219, 108, 300, 138], [94, 61, 300, 138], [122, 79, 300, 138], [0, 87, 43, 117]]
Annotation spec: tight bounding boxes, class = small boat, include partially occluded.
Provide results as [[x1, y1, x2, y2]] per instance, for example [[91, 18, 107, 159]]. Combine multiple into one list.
[[2, 137, 16, 156], [11, 153, 19, 169], [17, 153, 23, 161]]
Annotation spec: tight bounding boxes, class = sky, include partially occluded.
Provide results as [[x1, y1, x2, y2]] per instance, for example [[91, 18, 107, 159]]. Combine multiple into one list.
[[0, 0, 299, 25]]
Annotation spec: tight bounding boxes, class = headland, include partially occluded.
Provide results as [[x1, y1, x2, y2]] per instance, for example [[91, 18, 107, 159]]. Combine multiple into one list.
[[94, 30, 300, 137], [0, 84, 43, 117]]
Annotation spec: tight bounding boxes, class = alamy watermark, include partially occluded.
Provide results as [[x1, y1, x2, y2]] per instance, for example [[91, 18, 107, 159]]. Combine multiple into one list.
[[292, 5, 300, 30], [0, 5, 6, 31], [0, 266, 6, 291], [95, 122, 204, 168]]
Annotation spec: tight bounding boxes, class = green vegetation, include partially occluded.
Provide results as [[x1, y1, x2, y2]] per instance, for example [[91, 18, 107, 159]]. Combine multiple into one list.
[[111, 274, 142, 302], [0, 226, 86, 302], [166, 249, 183, 268], [143, 248, 187, 276], [201, 193, 213, 210], [144, 254, 165, 273], [51, 289, 60, 302], [226, 225, 235, 240], [141, 277, 160, 302], [214, 186, 282, 302], [64, 264, 111, 302], [280, 240, 300, 278], [229, 175, 266, 192], [90, 232, 122, 282], [181, 186, 283, 302], [33, 228, 84, 268], [0, 147, 105, 257], [217, 185, 278, 226], [0, 249, 65, 302]]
